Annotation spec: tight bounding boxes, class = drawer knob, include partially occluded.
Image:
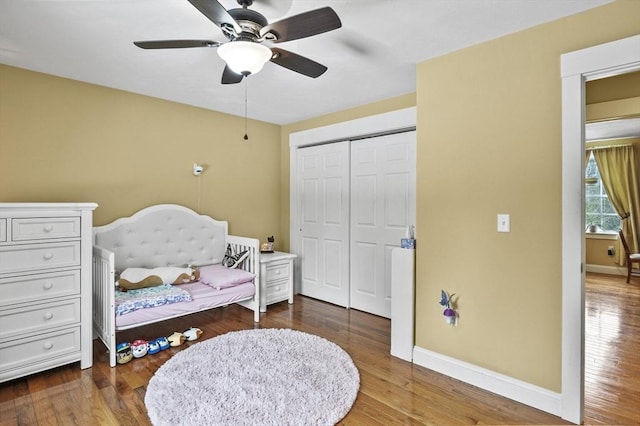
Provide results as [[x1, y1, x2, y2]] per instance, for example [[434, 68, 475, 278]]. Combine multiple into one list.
[[275, 270, 281, 275], [43, 282, 54, 290], [43, 252, 54, 260], [44, 225, 54, 232], [44, 312, 54, 320], [43, 342, 54, 350]]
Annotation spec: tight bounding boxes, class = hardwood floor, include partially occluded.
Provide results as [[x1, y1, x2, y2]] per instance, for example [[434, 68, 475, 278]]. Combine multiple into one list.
[[584, 273, 640, 425], [1, 273, 637, 425]]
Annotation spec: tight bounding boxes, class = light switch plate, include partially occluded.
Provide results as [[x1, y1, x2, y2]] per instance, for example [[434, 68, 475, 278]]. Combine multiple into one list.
[[497, 214, 510, 232]]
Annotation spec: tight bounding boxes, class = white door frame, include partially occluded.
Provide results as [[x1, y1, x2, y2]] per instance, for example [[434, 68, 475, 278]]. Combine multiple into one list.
[[561, 34, 640, 424], [289, 107, 417, 293]]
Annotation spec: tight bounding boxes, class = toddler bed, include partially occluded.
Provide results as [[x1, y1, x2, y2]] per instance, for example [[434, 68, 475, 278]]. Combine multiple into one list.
[[92, 204, 260, 367]]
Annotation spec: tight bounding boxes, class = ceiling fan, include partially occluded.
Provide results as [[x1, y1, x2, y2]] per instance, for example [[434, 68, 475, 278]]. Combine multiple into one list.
[[134, 0, 341, 84]]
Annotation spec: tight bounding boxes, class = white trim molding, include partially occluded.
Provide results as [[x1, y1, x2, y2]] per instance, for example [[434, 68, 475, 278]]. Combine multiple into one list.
[[561, 34, 640, 424], [289, 107, 416, 149], [413, 346, 562, 416], [585, 264, 626, 275]]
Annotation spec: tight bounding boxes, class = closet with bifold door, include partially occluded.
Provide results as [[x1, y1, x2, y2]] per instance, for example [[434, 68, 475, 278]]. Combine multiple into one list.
[[294, 129, 416, 318]]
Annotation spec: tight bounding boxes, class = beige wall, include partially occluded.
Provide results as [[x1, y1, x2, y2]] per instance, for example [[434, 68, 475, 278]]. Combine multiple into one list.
[[586, 70, 640, 104], [0, 65, 281, 240], [586, 238, 619, 266], [415, 0, 640, 392]]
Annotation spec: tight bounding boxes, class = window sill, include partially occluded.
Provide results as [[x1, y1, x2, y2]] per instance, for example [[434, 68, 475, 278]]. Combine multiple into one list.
[[585, 232, 618, 240]]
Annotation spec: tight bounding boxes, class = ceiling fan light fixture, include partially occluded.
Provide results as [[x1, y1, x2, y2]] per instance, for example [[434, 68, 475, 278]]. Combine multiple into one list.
[[218, 41, 272, 75]]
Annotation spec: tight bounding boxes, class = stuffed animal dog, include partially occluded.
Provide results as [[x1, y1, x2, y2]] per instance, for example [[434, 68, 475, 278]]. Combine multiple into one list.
[[118, 267, 200, 291]]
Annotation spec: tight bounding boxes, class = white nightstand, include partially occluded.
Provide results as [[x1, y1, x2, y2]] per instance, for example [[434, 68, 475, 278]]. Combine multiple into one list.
[[259, 251, 297, 312]]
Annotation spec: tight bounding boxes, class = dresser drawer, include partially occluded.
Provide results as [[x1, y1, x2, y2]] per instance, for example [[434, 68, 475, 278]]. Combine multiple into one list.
[[0, 327, 81, 375], [0, 270, 81, 307], [11, 217, 80, 241], [0, 299, 81, 340], [265, 279, 290, 303], [0, 218, 6, 242], [0, 241, 80, 275], [265, 262, 291, 283]]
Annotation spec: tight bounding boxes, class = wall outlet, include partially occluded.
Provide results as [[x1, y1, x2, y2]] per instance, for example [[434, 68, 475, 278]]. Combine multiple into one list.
[[607, 246, 615, 256]]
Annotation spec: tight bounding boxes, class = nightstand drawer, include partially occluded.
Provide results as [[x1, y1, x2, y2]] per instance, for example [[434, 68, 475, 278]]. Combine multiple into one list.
[[0, 327, 81, 375], [0, 270, 81, 307], [11, 217, 80, 241], [0, 299, 81, 340], [265, 279, 289, 303], [265, 262, 291, 282], [0, 241, 80, 275], [0, 219, 6, 242]]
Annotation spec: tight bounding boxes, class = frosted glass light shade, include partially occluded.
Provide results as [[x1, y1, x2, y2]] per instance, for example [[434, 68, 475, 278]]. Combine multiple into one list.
[[218, 41, 272, 75]]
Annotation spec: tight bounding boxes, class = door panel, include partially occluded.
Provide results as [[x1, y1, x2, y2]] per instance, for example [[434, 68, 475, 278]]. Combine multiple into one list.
[[297, 142, 350, 306], [350, 131, 416, 317], [352, 241, 376, 295]]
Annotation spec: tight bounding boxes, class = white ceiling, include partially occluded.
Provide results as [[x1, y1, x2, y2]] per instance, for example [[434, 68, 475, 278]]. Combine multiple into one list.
[[0, 0, 611, 125]]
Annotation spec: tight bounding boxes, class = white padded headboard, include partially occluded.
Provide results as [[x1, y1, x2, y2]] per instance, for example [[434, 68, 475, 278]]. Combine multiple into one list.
[[93, 204, 227, 271]]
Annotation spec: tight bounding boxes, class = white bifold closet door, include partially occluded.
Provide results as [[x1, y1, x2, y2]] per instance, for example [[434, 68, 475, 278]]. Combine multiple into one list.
[[297, 131, 416, 317], [350, 132, 416, 318], [298, 142, 351, 307]]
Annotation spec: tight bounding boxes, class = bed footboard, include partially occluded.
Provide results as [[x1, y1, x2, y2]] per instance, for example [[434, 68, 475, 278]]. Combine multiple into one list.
[[226, 234, 261, 323], [92, 245, 117, 367]]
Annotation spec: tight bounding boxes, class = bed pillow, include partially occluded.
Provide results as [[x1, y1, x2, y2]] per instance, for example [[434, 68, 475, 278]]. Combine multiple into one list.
[[222, 244, 250, 269], [198, 264, 255, 289], [118, 267, 199, 292]]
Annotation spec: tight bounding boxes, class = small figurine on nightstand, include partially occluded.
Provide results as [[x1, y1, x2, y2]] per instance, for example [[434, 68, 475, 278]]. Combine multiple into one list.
[[260, 235, 275, 253]]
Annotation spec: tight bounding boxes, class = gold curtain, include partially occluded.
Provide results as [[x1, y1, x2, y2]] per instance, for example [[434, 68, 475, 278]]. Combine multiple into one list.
[[592, 145, 640, 265]]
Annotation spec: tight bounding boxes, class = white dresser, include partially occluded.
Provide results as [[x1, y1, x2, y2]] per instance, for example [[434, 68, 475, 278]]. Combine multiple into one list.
[[0, 203, 97, 383], [259, 251, 297, 312]]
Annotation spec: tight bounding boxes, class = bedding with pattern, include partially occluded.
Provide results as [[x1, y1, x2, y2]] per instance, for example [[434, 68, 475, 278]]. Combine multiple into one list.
[[114, 284, 193, 316]]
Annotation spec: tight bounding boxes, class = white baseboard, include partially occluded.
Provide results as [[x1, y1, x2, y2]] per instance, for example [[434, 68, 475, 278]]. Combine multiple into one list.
[[585, 264, 625, 275], [412, 346, 562, 417]]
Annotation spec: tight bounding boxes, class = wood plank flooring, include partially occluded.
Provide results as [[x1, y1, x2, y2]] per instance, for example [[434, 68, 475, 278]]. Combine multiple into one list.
[[1, 272, 638, 425], [584, 273, 640, 425]]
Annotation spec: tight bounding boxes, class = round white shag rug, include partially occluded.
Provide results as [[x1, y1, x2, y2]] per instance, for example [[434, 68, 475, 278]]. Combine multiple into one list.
[[144, 328, 360, 426]]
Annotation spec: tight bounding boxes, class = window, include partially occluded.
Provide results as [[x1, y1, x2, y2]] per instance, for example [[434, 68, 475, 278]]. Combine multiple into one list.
[[585, 152, 621, 232]]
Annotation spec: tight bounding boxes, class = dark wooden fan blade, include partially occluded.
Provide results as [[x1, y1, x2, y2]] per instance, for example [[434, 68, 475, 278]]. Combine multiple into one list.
[[221, 65, 244, 84], [259, 7, 341, 43], [270, 48, 327, 78], [134, 40, 220, 49], [187, 0, 241, 34]]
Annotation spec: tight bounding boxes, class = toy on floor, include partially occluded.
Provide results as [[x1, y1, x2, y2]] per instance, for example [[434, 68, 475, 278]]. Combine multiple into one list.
[[183, 327, 202, 341], [148, 339, 161, 355], [168, 331, 186, 347], [116, 342, 133, 364], [156, 336, 170, 350], [131, 339, 149, 358]]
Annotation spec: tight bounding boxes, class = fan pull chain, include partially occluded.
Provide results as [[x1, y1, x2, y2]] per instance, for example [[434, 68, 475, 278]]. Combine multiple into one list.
[[243, 79, 249, 141]]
